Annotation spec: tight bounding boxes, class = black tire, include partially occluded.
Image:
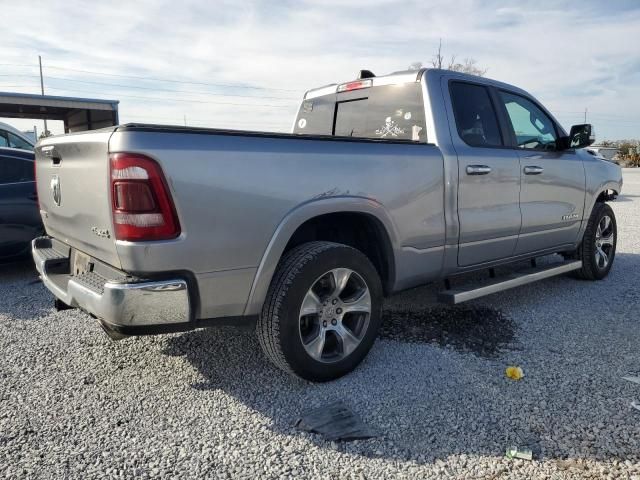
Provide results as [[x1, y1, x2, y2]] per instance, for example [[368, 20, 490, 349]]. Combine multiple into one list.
[[257, 241, 383, 382], [572, 202, 617, 280]]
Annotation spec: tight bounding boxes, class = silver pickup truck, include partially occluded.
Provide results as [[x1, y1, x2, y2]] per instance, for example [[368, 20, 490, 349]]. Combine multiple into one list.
[[32, 68, 622, 381]]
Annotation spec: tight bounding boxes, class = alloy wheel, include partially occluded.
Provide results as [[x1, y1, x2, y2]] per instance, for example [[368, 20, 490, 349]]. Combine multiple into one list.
[[298, 268, 371, 363], [594, 215, 614, 269]]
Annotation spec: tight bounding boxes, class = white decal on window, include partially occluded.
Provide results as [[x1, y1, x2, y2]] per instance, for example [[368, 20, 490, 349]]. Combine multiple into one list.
[[298, 118, 307, 129], [404, 112, 412, 120], [376, 117, 405, 138], [412, 125, 423, 141]]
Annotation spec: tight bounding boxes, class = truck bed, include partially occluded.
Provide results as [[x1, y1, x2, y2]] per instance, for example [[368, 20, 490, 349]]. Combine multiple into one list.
[[36, 125, 446, 319]]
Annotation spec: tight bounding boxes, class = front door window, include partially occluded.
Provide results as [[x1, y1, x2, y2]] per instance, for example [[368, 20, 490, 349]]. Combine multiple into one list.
[[499, 91, 558, 151]]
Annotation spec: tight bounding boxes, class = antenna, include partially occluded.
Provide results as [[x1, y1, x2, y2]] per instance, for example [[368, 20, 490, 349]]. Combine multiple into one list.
[[357, 70, 375, 79]]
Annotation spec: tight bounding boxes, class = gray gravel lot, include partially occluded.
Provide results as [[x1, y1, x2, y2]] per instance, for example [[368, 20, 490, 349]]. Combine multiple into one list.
[[1, 169, 640, 479]]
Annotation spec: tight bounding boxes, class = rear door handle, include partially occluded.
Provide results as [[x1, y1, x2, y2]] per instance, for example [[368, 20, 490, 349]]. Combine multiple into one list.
[[524, 166, 544, 175], [466, 165, 492, 175]]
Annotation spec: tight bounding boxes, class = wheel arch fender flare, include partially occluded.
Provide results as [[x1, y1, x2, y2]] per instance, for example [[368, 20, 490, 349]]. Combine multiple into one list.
[[587, 180, 621, 214], [243, 196, 400, 316], [578, 180, 621, 242]]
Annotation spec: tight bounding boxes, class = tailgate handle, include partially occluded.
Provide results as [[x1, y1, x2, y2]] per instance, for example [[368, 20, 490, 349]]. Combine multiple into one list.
[[42, 145, 61, 165]]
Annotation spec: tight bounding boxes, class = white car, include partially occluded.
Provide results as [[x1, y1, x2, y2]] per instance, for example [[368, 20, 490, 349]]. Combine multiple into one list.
[[0, 121, 35, 151]]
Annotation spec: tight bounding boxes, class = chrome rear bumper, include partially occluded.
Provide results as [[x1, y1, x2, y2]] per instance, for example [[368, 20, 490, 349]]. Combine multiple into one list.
[[32, 237, 191, 331]]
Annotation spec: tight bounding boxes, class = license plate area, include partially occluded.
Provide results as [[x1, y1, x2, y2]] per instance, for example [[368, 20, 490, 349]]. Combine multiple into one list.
[[72, 250, 92, 276]]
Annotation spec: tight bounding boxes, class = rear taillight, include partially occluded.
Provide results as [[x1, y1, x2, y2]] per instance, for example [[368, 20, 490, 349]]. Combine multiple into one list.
[[109, 153, 180, 241]]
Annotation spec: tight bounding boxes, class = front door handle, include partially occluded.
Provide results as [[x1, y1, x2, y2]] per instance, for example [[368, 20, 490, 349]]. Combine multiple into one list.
[[524, 166, 544, 175], [466, 165, 492, 175]]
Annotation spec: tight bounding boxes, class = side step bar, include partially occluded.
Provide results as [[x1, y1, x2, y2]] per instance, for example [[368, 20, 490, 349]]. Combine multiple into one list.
[[438, 260, 582, 305]]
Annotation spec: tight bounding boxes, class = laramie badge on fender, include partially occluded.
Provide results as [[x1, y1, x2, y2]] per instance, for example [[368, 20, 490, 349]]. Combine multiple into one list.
[[50, 175, 61, 206]]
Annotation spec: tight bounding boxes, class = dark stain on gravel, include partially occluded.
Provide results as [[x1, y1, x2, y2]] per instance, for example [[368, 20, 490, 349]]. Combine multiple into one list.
[[380, 305, 516, 358]]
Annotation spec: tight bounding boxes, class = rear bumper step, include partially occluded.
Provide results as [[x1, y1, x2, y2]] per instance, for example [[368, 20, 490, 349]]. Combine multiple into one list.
[[438, 260, 582, 305], [32, 236, 191, 330]]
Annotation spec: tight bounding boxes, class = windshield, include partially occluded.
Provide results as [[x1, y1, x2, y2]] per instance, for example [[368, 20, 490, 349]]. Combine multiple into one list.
[[293, 82, 426, 142]]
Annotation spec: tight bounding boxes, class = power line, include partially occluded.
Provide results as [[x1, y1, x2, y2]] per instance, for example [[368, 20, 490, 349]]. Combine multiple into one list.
[[552, 110, 640, 121], [0, 63, 302, 93], [0, 82, 633, 123], [45, 75, 299, 101], [0, 84, 296, 108], [0, 85, 39, 89], [0, 82, 299, 110], [0, 73, 299, 101], [38, 85, 297, 108]]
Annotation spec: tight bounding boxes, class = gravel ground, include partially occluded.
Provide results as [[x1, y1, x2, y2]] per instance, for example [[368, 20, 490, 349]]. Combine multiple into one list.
[[1, 170, 640, 479]]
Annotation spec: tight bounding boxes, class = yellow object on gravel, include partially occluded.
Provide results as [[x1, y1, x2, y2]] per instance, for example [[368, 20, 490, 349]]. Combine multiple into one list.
[[505, 366, 524, 380]]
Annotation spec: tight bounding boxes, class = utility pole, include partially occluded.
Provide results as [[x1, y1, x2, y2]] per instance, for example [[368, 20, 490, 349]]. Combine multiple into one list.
[[183, 114, 187, 126], [38, 55, 48, 136], [584, 107, 588, 124]]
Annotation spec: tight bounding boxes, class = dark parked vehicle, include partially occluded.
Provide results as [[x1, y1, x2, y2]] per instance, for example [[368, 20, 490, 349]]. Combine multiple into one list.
[[0, 121, 36, 152], [0, 147, 42, 260]]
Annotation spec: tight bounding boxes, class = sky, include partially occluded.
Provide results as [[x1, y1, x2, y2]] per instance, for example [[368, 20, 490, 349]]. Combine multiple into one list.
[[0, 0, 639, 140]]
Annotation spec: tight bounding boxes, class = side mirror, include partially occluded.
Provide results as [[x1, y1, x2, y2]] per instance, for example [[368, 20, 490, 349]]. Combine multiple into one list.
[[568, 124, 595, 149]]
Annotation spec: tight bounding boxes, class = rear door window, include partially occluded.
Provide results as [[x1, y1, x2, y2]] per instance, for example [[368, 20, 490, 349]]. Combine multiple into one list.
[[450, 82, 503, 147], [294, 96, 335, 136], [7, 132, 34, 151], [334, 99, 368, 137], [294, 83, 426, 142]]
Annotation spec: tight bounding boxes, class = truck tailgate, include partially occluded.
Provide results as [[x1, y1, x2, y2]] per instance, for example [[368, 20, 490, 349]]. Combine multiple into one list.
[[35, 129, 121, 269]]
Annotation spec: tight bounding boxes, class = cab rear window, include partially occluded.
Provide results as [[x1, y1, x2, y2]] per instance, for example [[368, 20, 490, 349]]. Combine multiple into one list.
[[294, 83, 426, 142]]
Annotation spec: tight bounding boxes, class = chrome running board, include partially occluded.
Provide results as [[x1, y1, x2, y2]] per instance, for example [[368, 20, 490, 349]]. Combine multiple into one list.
[[438, 260, 582, 305]]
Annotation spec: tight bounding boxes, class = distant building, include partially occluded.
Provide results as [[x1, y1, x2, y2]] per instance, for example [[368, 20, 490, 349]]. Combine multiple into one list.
[[0, 91, 119, 133]]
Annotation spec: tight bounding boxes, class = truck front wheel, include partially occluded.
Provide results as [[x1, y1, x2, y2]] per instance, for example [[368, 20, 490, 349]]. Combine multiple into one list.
[[573, 202, 617, 280], [257, 241, 383, 382]]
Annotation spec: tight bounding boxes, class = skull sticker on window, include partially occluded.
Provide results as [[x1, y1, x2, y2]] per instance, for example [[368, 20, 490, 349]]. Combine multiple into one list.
[[375, 117, 406, 138]]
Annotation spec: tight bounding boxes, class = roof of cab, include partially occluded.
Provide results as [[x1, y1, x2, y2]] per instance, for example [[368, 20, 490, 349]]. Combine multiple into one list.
[[303, 68, 531, 100], [304, 69, 422, 100]]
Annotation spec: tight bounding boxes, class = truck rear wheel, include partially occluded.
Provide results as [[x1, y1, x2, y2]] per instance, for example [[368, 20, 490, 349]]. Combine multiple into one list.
[[573, 202, 617, 280], [257, 241, 383, 382]]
